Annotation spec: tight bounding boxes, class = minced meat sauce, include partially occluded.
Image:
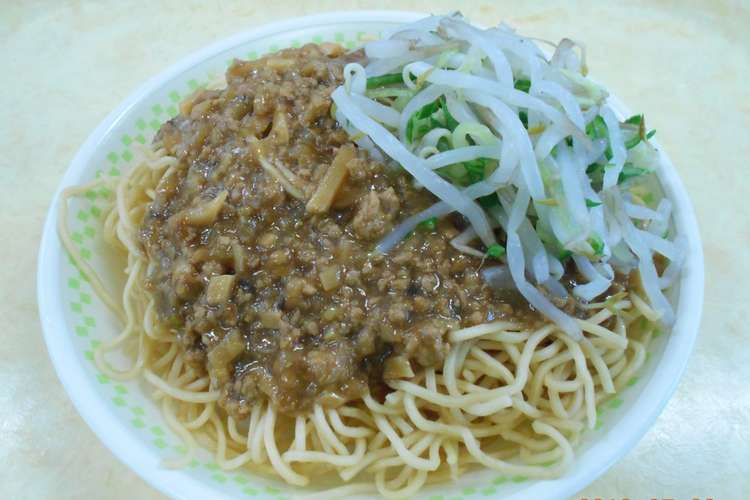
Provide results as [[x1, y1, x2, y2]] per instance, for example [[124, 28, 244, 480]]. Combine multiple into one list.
[[141, 43, 541, 417]]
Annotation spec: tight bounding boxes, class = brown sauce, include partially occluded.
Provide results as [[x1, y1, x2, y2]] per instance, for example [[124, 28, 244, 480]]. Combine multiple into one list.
[[141, 44, 543, 417]]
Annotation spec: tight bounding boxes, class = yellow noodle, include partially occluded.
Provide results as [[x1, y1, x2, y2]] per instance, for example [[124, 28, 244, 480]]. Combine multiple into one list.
[[58, 145, 660, 499]]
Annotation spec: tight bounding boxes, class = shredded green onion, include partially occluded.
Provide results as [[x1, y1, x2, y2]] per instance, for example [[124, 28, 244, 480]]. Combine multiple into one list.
[[585, 198, 602, 208], [618, 164, 649, 183], [587, 161, 650, 186], [518, 110, 529, 129], [624, 114, 643, 125], [624, 135, 642, 149], [441, 96, 459, 131], [478, 193, 500, 208], [559, 249, 573, 260], [366, 73, 405, 89], [406, 96, 466, 144], [436, 136, 451, 151], [586, 162, 603, 175], [406, 98, 444, 143], [417, 216, 438, 232], [622, 114, 655, 147], [464, 158, 487, 183], [486, 243, 506, 259], [586, 115, 614, 160], [417, 99, 441, 119], [588, 234, 605, 256], [586, 116, 608, 139], [514, 79, 531, 93]]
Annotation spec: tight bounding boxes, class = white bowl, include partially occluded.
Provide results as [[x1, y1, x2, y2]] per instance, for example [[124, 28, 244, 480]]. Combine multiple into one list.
[[37, 10, 704, 500]]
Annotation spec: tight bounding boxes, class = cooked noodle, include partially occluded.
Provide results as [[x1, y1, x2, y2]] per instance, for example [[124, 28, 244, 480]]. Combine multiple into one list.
[[59, 147, 655, 499]]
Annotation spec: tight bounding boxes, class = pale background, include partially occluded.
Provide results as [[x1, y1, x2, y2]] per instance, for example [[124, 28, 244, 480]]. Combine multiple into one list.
[[1, 1, 748, 498]]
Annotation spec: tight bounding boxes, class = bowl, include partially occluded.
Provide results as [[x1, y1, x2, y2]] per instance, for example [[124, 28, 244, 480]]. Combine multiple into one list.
[[37, 10, 704, 500]]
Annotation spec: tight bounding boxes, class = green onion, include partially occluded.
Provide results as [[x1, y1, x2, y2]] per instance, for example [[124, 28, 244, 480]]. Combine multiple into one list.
[[618, 163, 649, 183], [415, 120, 433, 138], [519, 110, 528, 129], [622, 116, 655, 147], [559, 249, 573, 260], [441, 96, 459, 131], [406, 117, 415, 143], [486, 243, 506, 259], [429, 116, 443, 129], [590, 162, 649, 185], [586, 115, 613, 160], [417, 216, 437, 232], [405, 115, 424, 143], [624, 135, 642, 149], [625, 122, 652, 150], [438, 158, 494, 186], [445, 163, 467, 179], [436, 136, 451, 152], [366, 73, 405, 89], [589, 234, 605, 256], [407, 98, 445, 143], [417, 99, 441, 119], [464, 158, 487, 183], [585, 198, 602, 208], [514, 79, 531, 93], [586, 163, 602, 175], [586, 162, 606, 188], [625, 114, 643, 125], [478, 193, 500, 208], [586, 116, 608, 139]]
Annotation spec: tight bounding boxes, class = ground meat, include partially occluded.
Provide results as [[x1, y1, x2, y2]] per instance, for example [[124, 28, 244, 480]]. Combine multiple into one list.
[[352, 188, 400, 239], [141, 44, 540, 417], [404, 319, 454, 367]]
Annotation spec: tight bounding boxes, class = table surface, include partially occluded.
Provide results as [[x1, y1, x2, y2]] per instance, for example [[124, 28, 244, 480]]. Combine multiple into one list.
[[2, 1, 748, 498]]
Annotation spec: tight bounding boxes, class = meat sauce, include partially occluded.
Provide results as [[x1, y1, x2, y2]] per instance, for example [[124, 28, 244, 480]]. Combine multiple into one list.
[[141, 44, 541, 417]]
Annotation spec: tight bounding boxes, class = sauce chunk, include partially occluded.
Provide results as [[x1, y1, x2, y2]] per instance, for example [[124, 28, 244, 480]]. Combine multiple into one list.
[[141, 44, 532, 417]]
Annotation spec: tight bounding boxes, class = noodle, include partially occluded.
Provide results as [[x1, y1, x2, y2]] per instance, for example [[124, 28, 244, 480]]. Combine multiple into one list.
[[58, 117, 656, 500]]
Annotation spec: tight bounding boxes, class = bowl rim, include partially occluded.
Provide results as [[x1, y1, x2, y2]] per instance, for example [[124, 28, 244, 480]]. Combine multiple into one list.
[[37, 10, 704, 500]]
